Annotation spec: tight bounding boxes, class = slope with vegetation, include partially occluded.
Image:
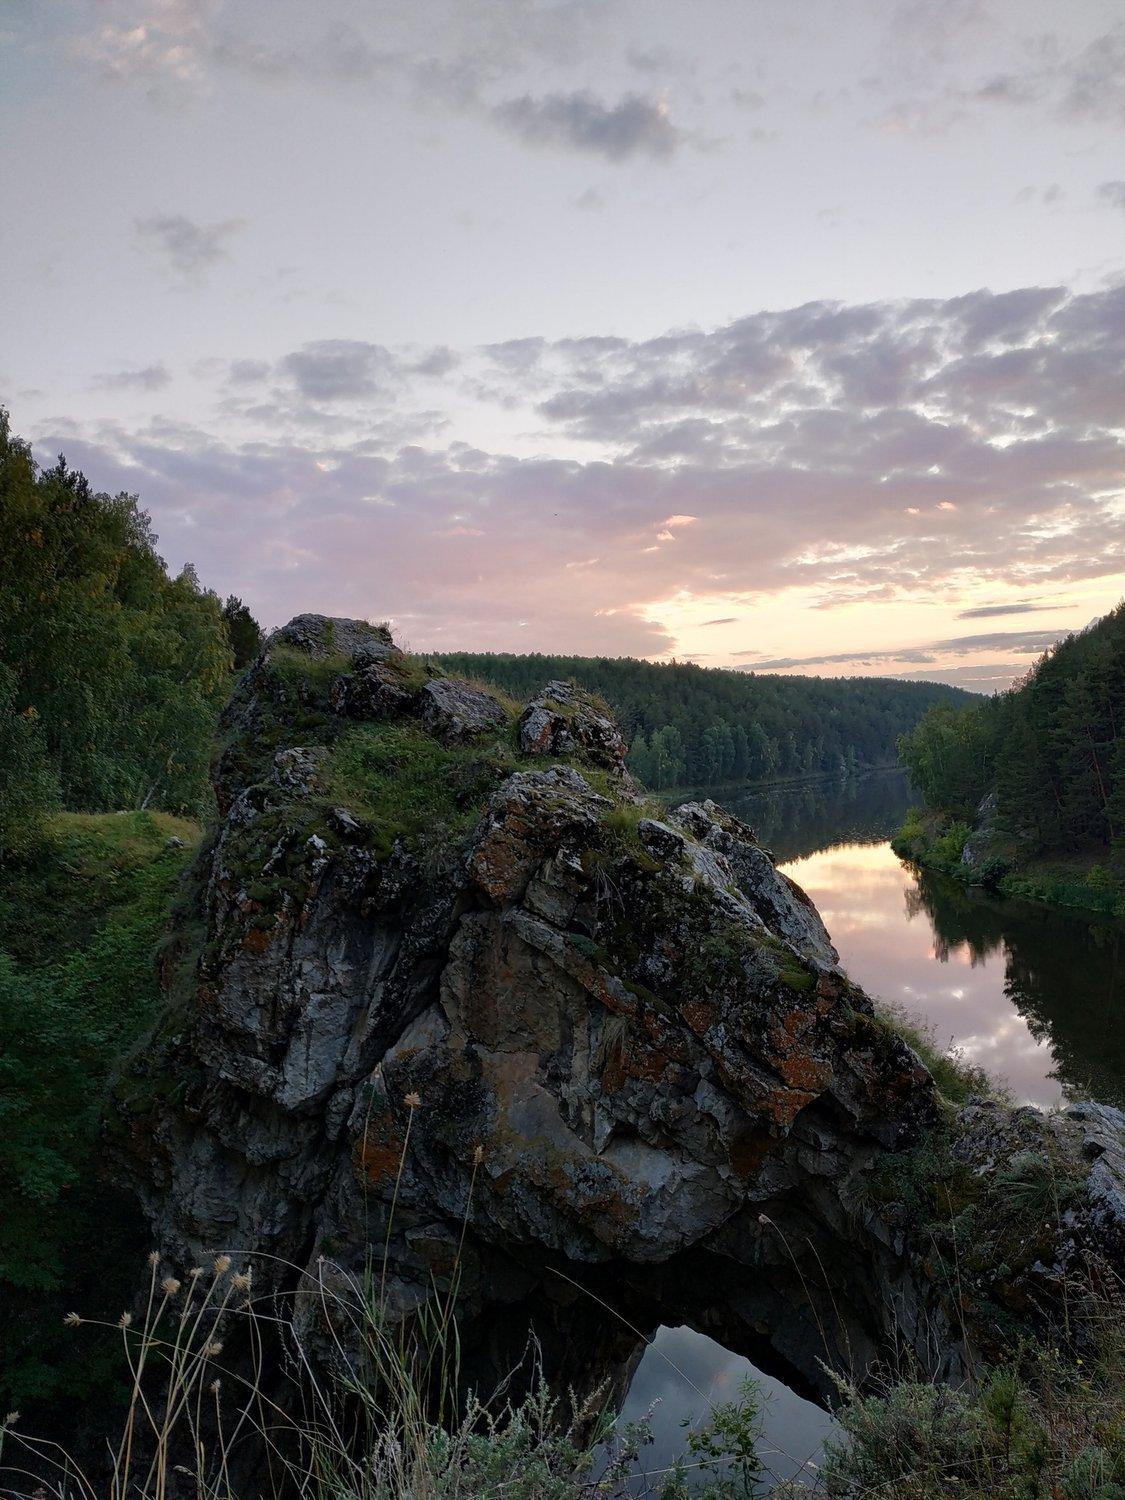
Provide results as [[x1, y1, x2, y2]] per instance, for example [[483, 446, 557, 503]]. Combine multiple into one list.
[[896, 603, 1125, 915], [0, 410, 260, 857], [0, 810, 200, 1440], [0, 410, 255, 1433], [437, 650, 969, 790]]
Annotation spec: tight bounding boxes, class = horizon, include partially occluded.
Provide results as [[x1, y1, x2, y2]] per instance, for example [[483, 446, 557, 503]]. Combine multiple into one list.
[[3, 0, 1123, 693]]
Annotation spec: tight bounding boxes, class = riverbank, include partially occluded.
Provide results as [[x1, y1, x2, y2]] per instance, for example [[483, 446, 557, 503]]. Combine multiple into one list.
[[892, 806, 1124, 921]]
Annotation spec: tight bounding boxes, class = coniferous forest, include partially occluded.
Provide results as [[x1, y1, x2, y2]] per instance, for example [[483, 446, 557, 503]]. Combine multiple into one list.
[[438, 651, 968, 789], [897, 604, 1125, 907]]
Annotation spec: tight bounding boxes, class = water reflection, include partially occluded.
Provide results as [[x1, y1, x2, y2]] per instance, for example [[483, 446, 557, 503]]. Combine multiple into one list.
[[734, 772, 1125, 1108], [615, 1327, 833, 1495], [724, 769, 916, 864]]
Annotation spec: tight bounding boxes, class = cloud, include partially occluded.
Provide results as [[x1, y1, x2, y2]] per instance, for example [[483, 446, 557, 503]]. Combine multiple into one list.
[[870, 20, 1125, 135], [1098, 181, 1125, 213], [573, 187, 607, 212], [740, 628, 1073, 672], [701, 617, 737, 626], [226, 359, 270, 385], [491, 90, 679, 160], [134, 213, 244, 278], [92, 363, 172, 392], [26, 281, 1125, 660], [68, 3, 686, 164], [279, 341, 399, 402], [956, 600, 1059, 619]]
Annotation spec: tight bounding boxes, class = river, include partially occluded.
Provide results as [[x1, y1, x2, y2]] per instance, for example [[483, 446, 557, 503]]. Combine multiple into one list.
[[611, 767, 1125, 1492]]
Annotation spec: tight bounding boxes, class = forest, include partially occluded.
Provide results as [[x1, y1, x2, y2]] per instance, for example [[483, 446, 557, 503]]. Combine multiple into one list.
[[898, 602, 1125, 868], [437, 651, 967, 789], [906, 600, 1125, 912]]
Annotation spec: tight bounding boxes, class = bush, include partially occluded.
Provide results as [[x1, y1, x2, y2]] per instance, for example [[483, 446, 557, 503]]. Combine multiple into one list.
[[821, 1328, 1125, 1499], [0, 666, 56, 862]]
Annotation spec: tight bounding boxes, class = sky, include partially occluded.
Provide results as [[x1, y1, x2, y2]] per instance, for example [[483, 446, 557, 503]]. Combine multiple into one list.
[[2, 0, 1124, 690]]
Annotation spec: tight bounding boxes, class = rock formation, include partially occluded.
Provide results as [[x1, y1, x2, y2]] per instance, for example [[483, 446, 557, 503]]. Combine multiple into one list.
[[116, 616, 1124, 1409]]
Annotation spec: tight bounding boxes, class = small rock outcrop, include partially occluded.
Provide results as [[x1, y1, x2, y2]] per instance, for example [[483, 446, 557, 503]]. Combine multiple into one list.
[[116, 616, 1123, 1410], [518, 679, 631, 775]]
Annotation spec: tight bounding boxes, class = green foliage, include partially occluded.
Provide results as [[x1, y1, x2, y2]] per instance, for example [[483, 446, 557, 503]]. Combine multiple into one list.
[[660, 1378, 764, 1498], [437, 650, 968, 792], [0, 812, 199, 1414], [326, 719, 527, 859], [221, 593, 263, 668], [822, 1332, 1125, 1499], [899, 699, 999, 822], [894, 808, 1125, 919], [875, 1004, 991, 1104], [0, 409, 231, 820], [0, 664, 57, 861], [899, 603, 1125, 897]]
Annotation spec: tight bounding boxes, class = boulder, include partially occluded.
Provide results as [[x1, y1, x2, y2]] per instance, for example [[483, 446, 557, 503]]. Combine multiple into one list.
[[671, 800, 839, 968], [518, 680, 630, 776], [419, 677, 507, 743]]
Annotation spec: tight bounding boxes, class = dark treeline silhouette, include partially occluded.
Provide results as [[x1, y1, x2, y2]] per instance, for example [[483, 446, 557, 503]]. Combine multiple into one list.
[[438, 651, 969, 789], [899, 602, 1125, 865]]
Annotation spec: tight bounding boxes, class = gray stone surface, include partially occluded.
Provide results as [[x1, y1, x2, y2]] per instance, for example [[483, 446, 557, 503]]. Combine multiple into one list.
[[419, 677, 507, 742]]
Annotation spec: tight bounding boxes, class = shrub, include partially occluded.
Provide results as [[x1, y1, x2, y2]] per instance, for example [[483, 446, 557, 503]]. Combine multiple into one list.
[[821, 1325, 1125, 1499]]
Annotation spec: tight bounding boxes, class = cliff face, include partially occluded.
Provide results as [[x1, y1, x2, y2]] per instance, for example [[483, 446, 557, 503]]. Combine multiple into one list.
[[117, 616, 956, 1397]]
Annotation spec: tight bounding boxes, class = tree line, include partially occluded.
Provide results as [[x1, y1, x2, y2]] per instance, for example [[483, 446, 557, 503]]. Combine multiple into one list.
[[0, 412, 261, 858], [437, 651, 969, 790], [898, 602, 1125, 863]]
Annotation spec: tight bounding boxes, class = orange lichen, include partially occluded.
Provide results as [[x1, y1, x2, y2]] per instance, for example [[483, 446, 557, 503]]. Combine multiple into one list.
[[774, 1051, 831, 1093], [242, 925, 273, 954], [681, 999, 719, 1035], [353, 1109, 405, 1187]]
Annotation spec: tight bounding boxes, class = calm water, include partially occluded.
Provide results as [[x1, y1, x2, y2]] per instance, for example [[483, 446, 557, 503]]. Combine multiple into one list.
[[612, 768, 1125, 1490]]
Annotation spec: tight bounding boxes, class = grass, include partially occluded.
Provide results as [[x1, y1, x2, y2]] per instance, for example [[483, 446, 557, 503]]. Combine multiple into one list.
[[1, 1097, 768, 1499], [872, 1002, 993, 1105], [325, 720, 528, 860], [0, 810, 200, 966], [815, 1311, 1125, 1498]]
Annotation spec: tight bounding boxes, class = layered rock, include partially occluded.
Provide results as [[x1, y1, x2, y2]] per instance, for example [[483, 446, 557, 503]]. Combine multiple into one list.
[[116, 616, 1122, 1410]]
